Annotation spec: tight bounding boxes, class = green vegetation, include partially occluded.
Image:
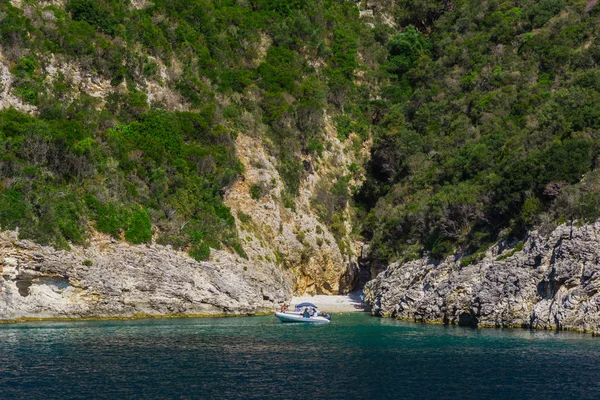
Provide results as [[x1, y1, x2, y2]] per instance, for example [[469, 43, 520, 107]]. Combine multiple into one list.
[[312, 174, 353, 254], [496, 242, 525, 261], [250, 184, 265, 201], [0, 106, 244, 257], [2, 0, 600, 269], [359, 0, 600, 265], [0, 0, 378, 260]]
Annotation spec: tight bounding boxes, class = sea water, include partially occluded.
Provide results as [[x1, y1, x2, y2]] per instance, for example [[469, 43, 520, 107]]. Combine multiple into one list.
[[0, 313, 598, 399]]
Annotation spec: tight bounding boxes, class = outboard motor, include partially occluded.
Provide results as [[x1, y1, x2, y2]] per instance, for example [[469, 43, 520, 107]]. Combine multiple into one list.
[[324, 314, 331, 320]]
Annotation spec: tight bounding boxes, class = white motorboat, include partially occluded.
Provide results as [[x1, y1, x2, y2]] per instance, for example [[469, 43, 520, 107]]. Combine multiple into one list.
[[275, 311, 330, 324], [275, 302, 331, 324]]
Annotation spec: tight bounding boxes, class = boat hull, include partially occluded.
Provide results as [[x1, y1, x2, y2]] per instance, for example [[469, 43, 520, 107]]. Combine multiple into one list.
[[275, 312, 330, 324]]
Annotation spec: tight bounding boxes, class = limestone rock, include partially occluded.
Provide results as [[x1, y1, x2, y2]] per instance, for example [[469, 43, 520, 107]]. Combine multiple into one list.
[[223, 131, 363, 295], [364, 222, 600, 333], [0, 231, 293, 321]]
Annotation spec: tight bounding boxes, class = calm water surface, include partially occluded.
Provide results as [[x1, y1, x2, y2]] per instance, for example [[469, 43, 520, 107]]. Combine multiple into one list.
[[0, 313, 598, 399]]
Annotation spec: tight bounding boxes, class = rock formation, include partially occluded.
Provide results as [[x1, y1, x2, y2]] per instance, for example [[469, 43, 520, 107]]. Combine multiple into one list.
[[0, 230, 293, 321], [364, 222, 600, 334], [224, 126, 364, 296]]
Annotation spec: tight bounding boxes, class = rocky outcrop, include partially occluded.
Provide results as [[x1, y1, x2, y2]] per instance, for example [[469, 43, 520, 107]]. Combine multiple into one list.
[[224, 129, 363, 295], [357, 0, 397, 28], [0, 51, 36, 113], [364, 222, 600, 334], [0, 230, 293, 321]]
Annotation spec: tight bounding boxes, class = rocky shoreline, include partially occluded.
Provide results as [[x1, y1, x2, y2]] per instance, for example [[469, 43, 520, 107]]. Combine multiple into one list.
[[0, 230, 293, 322], [364, 222, 600, 335], [0, 311, 275, 325], [6, 221, 600, 335]]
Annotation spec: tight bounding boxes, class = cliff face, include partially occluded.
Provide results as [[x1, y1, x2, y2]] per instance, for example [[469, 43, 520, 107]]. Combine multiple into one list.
[[225, 119, 367, 296], [0, 230, 293, 321], [364, 223, 600, 334], [0, 1, 370, 302]]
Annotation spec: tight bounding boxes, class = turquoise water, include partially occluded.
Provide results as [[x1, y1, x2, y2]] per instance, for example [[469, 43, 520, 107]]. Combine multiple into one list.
[[0, 313, 599, 399]]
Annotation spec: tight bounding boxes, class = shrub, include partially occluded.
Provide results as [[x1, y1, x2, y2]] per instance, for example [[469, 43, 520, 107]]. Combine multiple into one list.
[[190, 243, 211, 261], [125, 209, 152, 244], [496, 241, 524, 261], [66, 0, 119, 35], [521, 197, 543, 226], [156, 233, 188, 249], [250, 184, 263, 200], [429, 237, 454, 260], [230, 241, 248, 259], [86, 198, 128, 239], [11, 56, 43, 105], [237, 211, 252, 224], [0, 190, 27, 230]]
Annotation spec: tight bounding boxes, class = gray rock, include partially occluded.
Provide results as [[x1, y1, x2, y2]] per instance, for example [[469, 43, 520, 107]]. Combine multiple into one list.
[[0, 231, 293, 321], [364, 222, 600, 333]]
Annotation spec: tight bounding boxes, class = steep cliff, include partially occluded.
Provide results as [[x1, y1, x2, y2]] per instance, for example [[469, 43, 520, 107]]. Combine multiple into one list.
[[0, 0, 378, 314], [365, 222, 600, 334], [224, 130, 364, 295]]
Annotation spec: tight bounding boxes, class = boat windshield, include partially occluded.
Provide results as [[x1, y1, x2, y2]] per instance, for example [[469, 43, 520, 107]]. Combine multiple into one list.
[[295, 302, 317, 311]]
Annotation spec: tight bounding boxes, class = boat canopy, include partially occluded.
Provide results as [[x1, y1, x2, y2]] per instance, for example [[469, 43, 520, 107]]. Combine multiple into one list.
[[295, 302, 317, 309]]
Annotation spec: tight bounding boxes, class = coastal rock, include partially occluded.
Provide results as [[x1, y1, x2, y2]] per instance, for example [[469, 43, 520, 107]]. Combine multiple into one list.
[[364, 222, 600, 333], [0, 231, 293, 321]]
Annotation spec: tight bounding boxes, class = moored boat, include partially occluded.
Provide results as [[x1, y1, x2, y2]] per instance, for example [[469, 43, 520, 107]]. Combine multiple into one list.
[[275, 302, 331, 324], [275, 311, 331, 324]]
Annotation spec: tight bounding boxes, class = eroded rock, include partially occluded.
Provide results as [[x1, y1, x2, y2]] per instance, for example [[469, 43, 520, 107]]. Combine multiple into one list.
[[0, 231, 293, 321], [364, 222, 600, 333]]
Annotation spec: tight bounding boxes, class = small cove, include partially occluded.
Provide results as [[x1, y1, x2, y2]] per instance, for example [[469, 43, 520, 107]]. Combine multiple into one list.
[[1, 313, 598, 399]]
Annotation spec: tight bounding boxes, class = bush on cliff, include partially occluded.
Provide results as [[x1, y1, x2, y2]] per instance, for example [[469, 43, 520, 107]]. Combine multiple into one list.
[[125, 209, 153, 244]]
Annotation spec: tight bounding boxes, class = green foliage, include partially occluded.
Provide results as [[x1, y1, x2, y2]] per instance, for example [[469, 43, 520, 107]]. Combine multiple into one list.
[[0, 0, 380, 265], [430, 237, 454, 260], [18, 0, 597, 271], [0, 190, 27, 231], [190, 243, 211, 261], [524, 0, 565, 29], [230, 241, 249, 259], [53, 196, 87, 246], [125, 209, 152, 244], [311, 174, 354, 254], [11, 56, 44, 105], [334, 108, 369, 142], [460, 248, 487, 267], [0, 102, 244, 255], [359, 0, 600, 264], [387, 25, 430, 79], [521, 197, 543, 226], [66, 0, 120, 35], [258, 46, 299, 93], [250, 184, 264, 200], [86, 197, 129, 239], [237, 211, 252, 224]]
